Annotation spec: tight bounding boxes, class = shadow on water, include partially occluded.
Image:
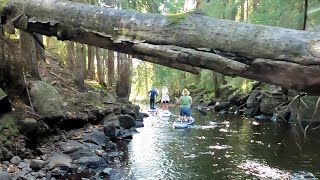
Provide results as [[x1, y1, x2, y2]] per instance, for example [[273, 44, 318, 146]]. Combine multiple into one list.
[[114, 108, 320, 180]]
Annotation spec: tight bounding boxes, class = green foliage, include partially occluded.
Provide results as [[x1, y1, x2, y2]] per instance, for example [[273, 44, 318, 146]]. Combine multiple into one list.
[[166, 11, 193, 24], [250, 0, 304, 29], [0, 0, 6, 13]]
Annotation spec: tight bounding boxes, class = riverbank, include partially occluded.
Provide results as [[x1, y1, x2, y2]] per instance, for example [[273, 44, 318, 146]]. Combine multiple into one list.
[[0, 58, 146, 179]]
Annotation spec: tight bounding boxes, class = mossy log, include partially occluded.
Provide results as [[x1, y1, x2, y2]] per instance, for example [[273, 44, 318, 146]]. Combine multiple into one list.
[[1, 0, 320, 94]]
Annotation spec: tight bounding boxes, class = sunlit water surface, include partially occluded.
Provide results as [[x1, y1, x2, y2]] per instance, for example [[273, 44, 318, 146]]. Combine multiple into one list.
[[112, 108, 320, 180]]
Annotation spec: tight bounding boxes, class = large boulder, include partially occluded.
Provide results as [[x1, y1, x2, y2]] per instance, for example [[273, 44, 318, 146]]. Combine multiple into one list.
[[260, 86, 286, 115], [118, 115, 136, 129], [29, 81, 64, 117], [246, 90, 262, 108], [18, 118, 38, 135], [83, 130, 110, 147]]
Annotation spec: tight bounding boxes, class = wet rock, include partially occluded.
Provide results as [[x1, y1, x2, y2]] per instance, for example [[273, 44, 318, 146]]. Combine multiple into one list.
[[247, 90, 262, 108], [118, 115, 136, 129], [0, 171, 12, 180], [29, 81, 64, 117], [76, 155, 107, 168], [135, 121, 144, 128], [17, 162, 30, 169], [213, 102, 230, 112], [102, 168, 113, 176], [260, 94, 285, 115], [46, 152, 72, 170], [103, 123, 116, 139], [30, 159, 48, 170], [83, 130, 110, 147], [10, 156, 21, 165], [60, 140, 88, 153], [254, 114, 273, 121], [3, 161, 10, 166], [82, 142, 103, 151], [103, 116, 121, 128], [141, 113, 149, 118], [68, 149, 95, 160]]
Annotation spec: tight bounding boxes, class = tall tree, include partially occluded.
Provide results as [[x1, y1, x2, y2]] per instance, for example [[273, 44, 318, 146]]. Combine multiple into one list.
[[19, 31, 41, 79], [96, 47, 104, 85], [116, 53, 132, 99], [87, 45, 95, 80], [74, 43, 85, 89], [107, 50, 114, 88]]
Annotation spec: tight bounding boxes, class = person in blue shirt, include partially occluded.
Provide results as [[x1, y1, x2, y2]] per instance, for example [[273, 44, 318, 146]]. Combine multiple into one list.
[[149, 88, 158, 109]]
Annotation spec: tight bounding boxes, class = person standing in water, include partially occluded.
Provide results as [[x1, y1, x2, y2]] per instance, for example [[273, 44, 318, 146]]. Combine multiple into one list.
[[175, 88, 192, 122], [149, 88, 158, 109], [161, 86, 170, 111]]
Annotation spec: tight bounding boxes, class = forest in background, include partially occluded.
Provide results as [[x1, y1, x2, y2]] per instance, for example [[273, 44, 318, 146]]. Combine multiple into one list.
[[1, 0, 319, 103]]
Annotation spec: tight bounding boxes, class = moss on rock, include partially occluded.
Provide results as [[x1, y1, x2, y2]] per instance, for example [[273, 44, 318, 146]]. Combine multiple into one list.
[[0, 112, 19, 140]]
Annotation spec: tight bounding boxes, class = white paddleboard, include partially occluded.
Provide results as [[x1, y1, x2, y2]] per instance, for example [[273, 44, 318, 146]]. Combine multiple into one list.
[[173, 117, 195, 129]]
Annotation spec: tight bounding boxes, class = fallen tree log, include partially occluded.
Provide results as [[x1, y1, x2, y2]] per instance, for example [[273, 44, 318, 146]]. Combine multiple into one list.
[[1, 0, 320, 94]]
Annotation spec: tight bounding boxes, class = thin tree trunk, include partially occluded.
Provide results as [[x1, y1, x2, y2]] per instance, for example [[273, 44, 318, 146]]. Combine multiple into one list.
[[75, 43, 85, 89], [19, 30, 41, 79], [107, 50, 114, 88], [96, 47, 104, 85], [66, 41, 75, 71], [103, 49, 108, 83], [87, 45, 95, 80], [35, 33, 45, 62]]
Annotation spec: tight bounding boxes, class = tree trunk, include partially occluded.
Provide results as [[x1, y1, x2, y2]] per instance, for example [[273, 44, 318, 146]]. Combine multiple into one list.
[[103, 49, 108, 83], [87, 45, 95, 80], [96, 47, 104, 85], [66, 41, 75, 71], [19, 30, 41, 79], [3, 0, 320, 94], [107, 50, 114, 88], [35, 33, 45, 62], [75, 43, 85, 89], [116, 54, 132, 100]]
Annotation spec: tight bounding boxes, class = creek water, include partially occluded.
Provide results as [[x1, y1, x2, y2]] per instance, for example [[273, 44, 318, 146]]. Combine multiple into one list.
[[113, 108, 320, 180]]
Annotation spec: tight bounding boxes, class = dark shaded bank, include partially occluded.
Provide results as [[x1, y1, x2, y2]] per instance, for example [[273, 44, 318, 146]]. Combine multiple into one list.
[[0, 57, 148, 179]]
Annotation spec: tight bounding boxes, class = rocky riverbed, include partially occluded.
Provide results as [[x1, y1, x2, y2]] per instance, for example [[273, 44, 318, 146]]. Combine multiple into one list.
[[0, 112, 146, 180]]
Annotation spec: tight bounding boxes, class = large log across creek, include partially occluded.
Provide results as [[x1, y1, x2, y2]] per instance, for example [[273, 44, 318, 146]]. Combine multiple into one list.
[[1, 0, 320, 94]]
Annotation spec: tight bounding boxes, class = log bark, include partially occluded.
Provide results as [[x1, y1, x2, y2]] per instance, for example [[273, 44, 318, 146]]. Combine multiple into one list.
[[2, 0, 320, 94]]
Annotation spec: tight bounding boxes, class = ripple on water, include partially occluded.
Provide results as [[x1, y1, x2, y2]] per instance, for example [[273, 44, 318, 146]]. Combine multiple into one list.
[[208, 144, 232, 150]]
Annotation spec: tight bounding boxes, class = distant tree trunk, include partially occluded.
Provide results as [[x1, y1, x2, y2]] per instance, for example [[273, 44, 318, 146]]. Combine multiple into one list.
[[19, 31, 41, 79], [144, 63, 149, 94], [107, 50, 114, 88], [253, 0, 259, 11], [213, 72, 220, 98], [66, 41, 75, 71], [116, 54, 132, 99], [74, 43, 85, 89], [103, 49, 108, 83], [240, 0, 245, 22], [96, 47, 104, 85], [87, 45, 95, 80], [35, 34, 45, 62], [303, 0, 308, 30]]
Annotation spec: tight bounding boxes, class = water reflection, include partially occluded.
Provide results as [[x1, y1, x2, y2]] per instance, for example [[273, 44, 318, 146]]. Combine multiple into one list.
[[116, 108, 320, 180]]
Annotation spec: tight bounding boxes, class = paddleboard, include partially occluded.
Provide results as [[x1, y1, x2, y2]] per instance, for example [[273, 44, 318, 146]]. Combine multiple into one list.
[[160, 110, 172, 117], [173, 117, 195, 129]]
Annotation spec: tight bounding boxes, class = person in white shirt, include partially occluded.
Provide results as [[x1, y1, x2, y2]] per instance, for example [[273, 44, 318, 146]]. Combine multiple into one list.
[[161, 86, 170, 111]]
